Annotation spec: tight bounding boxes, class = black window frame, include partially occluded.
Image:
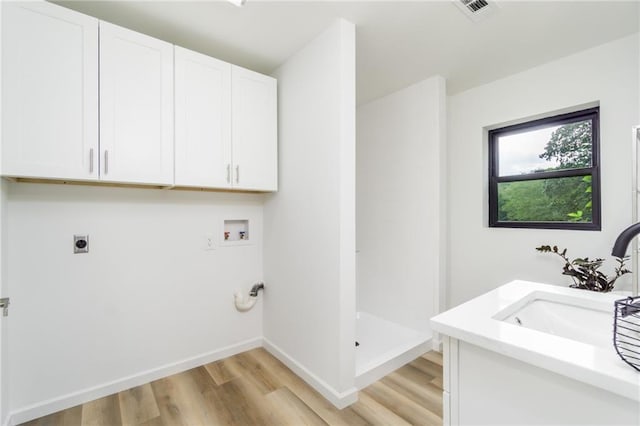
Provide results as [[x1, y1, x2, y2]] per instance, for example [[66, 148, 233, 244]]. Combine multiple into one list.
[[488, 107, 601, 231]]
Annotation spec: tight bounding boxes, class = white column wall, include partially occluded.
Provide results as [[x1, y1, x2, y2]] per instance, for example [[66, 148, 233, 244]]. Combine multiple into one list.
[[263, 19, 357, 408]]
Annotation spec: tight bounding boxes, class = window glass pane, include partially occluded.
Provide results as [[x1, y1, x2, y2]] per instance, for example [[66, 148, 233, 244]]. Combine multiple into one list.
[[497, 175, 593, 223], [498, 120, 592, 176]]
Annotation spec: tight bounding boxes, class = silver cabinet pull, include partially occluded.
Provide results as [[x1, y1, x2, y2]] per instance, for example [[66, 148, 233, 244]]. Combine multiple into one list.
[[236, 165, 240, 184], [89, 148, 94, 173], [104, 150, 109, 174], [226, 164, 231, 183]]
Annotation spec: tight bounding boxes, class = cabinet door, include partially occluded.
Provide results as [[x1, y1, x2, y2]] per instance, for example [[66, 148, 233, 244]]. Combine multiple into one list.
[[99, 22, 173, 185], [1, 2, 98, 180], [231, 66, 277, 191], [174, 46, 232, 188]]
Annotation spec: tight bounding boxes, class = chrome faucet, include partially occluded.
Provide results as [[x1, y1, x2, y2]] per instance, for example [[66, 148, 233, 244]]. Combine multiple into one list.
[[612, 223, 640, 296]]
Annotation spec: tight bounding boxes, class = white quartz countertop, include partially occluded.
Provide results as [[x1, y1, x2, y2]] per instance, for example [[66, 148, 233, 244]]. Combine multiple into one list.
[[431, 280, 640, 402]]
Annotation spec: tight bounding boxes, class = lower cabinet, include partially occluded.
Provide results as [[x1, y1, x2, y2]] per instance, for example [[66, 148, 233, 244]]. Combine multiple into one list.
[[442, 336, 639, 426]]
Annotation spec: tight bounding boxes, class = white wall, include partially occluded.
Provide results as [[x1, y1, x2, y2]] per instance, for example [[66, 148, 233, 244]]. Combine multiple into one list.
[[356, 76, 446, 334], [7, 183, 264, 423], [448, 34, 639, 308], [0, 181, 7, 426], [263, 19, 357, 407], [0, 2, 7, 422]]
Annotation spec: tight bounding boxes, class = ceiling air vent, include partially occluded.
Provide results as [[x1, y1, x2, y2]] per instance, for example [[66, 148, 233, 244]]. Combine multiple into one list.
[[453, 0, 499, 22]]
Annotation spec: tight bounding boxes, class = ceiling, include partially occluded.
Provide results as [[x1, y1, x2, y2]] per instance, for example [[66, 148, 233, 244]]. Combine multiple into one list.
[[54, 0, 639, 105]]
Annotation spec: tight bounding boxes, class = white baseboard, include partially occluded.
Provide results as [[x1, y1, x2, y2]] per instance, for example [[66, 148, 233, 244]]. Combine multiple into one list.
[[262, 338, 358, 409], [8, 337, 262, 426], [355, 338, 432, 389]]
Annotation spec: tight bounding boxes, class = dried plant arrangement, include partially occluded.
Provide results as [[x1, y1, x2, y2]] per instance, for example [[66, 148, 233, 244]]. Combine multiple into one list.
[[536, 245, 631, 292]]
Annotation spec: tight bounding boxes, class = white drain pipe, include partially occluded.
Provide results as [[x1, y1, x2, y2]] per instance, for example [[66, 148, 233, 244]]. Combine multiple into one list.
[[234, 292, 257, 312], [234, 282, 264, 312]]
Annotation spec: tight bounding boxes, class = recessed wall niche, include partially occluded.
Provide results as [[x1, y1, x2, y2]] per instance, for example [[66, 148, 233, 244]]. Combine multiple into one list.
[[222, 219, 250, 246]]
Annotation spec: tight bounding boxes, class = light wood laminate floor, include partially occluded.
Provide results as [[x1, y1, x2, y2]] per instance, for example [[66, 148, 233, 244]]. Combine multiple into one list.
[[22, 348, 443, 426]]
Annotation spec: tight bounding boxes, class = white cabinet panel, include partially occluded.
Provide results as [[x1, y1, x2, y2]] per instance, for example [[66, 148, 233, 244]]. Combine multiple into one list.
[[174, 46, 231, 188], [99, 22, 173, 185], [1, 3, 276, 191], [1, 2, 98, 180], [231, 66, 277, 191]]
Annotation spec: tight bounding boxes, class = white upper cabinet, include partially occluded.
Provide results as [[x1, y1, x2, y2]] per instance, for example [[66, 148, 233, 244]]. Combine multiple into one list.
[[1, 2, 99, 180], [99, 22, 174, 185], [174, 46, 232, 188], [231, 66, 277, 191], [1, 3, 277, 191], [175, 54, 277, 191]]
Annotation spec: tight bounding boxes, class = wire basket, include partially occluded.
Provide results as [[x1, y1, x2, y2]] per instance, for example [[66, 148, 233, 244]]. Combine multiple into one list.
[[614, 296, 640, 372]]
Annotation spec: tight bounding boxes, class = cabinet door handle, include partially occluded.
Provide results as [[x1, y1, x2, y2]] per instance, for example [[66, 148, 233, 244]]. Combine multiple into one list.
[[226, 164, 231, 183], [236, 165, 240, 184], [104, 150, 109, 175], [89, 148, 94, 173]]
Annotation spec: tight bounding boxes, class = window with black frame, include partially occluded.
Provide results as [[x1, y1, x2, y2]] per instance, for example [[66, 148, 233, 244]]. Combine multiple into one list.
[[488, 107, 600, 230]]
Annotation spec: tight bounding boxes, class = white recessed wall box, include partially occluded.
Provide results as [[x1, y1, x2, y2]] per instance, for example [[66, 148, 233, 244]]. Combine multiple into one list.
[[222, 219, 251, 246]]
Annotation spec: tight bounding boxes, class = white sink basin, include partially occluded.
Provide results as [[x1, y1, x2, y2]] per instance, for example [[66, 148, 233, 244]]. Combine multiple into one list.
[[498, 293, 613, 348], [430, 281, 640, 402]]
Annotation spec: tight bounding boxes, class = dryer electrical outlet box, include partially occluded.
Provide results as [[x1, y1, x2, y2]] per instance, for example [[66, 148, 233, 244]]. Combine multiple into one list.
[[74, 235, 89, 253]]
